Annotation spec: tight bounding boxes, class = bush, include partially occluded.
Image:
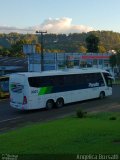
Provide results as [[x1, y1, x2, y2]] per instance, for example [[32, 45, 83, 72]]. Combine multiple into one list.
[[76, 109, 87, 118], [109, 117, 117, 120]]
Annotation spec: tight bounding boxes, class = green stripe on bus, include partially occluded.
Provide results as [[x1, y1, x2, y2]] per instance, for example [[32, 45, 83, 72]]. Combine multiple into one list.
[[38, 86, 53, 95]]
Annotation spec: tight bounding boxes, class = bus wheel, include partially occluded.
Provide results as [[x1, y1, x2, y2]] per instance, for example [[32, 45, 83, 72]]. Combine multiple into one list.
[[56, 98, 64, 108], [99, 91, 105, 99], [46, 99, 54, 110]]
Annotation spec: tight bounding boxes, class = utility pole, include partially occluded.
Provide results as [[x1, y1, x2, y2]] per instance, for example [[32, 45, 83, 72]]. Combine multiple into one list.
[[36, 30, 47, 71]]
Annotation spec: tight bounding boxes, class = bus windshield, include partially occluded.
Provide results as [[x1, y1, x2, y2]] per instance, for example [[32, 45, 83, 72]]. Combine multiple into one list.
[[103, 73, 113, 87]]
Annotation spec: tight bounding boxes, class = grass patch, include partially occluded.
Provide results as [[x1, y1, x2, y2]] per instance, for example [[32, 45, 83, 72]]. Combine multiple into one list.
[[0, 113, 120, 155]]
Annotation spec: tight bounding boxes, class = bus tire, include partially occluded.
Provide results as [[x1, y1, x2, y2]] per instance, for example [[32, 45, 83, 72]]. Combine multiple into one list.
[[56, 98, 64, 108], [46, 99, 54, 110], [99, 91, 105, 99]]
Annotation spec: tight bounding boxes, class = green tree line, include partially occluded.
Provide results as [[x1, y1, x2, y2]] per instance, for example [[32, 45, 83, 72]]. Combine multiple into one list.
[[0, 31, 120, 57]]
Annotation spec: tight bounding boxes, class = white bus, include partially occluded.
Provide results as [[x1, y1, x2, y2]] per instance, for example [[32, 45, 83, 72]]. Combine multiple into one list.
[[9, 68, 113, 110]]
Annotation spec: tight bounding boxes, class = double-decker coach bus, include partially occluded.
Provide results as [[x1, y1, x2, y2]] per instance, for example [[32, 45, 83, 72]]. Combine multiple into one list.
[[9, 68, 112, 110], [0, 76, 9, 98]]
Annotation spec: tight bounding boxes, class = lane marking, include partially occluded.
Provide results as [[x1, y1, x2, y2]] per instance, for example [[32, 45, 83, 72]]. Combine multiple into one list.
[[0, 116, 22, 123]]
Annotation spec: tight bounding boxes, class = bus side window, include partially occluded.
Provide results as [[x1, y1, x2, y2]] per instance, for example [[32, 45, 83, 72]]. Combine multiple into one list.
[[64, 75, 75, 86], [54, 76, 64, 87], [28, 77, 42, 87]]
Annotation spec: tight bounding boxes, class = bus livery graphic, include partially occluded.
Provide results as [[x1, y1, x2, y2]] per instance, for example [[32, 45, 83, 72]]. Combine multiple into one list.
[[10, 83, 24, 93], [38, 86, 53, 95]]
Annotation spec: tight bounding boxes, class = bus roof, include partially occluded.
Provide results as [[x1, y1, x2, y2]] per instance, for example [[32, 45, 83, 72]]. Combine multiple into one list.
[[10, 68, 108, 77]]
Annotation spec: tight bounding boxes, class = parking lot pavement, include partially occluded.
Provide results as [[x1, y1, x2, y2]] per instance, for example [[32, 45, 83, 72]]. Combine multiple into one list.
[[0, 85, 120, 133]]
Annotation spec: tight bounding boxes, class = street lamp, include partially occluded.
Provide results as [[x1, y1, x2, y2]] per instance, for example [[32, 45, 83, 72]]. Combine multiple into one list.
[[36, 30, 47, 71]]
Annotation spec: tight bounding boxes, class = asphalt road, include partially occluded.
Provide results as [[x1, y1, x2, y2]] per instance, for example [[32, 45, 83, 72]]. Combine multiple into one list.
[[0, 85, 120, 133]]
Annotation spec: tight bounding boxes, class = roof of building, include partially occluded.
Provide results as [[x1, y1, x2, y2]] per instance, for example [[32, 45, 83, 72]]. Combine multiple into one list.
[[0, 57, 28, 72], [0, 57, 28, 66]]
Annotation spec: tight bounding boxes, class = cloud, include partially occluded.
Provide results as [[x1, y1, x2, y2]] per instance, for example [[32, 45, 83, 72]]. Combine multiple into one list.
[[0, 17, 94, 34], [0, 26, 33, 34]]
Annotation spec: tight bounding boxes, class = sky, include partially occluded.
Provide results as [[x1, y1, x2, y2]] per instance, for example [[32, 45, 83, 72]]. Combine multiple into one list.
[[0, 0, 120, 34]]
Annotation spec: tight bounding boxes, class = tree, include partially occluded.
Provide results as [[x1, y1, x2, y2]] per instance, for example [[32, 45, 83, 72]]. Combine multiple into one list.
[[78, 45, 87, 53], [0, 47, 11, 57], [116, 50, 120, 66], [109, 54, 117, 69], [35, 43, 41, 53], [98, 45, 106, 53], [10, 39, 29, 57], [86, 34, 100, 53]]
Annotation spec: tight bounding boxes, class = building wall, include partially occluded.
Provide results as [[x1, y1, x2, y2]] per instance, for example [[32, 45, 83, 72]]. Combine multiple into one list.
[[28, 53, 111, 72]]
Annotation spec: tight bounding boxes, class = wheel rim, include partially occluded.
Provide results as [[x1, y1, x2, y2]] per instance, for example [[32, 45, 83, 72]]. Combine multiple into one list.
[[100, 92, 104, 99], [56, 99, 64, 108], [57, 101, 62, 107], [47, 101, 53, 109]]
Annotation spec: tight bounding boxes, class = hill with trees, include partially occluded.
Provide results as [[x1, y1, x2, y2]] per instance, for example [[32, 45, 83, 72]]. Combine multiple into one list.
[[0, 31, 120, 57]]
